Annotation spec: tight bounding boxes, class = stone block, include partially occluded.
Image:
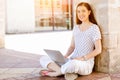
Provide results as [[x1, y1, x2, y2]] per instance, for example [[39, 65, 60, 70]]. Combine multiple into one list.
[[109, 49, 120, 73], [94, 49, 109, 73], [103, 33, 118, 49]]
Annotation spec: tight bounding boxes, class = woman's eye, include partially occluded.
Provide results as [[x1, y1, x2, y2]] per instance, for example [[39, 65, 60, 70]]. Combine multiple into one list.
[[77, 10, 80, 13]]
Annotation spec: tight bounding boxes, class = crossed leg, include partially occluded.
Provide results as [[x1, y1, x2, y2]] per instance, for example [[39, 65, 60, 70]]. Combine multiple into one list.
[[40, 62, 62, 77], [39, 56, 62, 77], [46, 62, 62, 77]]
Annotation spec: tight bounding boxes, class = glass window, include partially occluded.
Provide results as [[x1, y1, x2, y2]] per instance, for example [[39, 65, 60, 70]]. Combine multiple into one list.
[[34, 0, 73, 31]]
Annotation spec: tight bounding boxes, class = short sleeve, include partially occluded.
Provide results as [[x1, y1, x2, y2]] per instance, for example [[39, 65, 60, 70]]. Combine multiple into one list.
[[91, 25, 101, 42]]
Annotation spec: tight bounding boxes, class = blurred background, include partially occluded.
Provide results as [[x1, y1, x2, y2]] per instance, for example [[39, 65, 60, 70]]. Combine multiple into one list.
[[6, 0, 73, 34]]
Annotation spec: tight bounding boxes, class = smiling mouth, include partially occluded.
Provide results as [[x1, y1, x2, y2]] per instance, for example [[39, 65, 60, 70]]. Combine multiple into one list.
[[79, 16, 84, 20]]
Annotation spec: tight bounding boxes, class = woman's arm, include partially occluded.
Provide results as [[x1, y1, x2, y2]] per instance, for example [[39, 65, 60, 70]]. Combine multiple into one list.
[[64, 36, 75, 58], [74, 39, 102, 61]]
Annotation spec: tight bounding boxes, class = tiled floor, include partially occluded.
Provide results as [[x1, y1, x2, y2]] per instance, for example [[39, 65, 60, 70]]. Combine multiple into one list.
[[0, 48, 120, 80]]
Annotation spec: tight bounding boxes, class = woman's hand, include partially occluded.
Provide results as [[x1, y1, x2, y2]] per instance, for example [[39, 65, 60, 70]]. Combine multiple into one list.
[[64, 55, 68, 58]]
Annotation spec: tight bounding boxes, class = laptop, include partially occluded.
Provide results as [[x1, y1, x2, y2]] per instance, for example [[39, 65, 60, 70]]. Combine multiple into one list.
[[44, 49, 68, 65]]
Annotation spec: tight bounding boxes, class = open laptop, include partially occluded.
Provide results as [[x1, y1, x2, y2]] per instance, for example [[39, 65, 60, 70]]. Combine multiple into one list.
[[44, 49, 68, 65]]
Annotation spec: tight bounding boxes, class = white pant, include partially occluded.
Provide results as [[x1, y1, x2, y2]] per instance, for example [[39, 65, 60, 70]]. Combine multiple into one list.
[[39, 55, 94, 75]]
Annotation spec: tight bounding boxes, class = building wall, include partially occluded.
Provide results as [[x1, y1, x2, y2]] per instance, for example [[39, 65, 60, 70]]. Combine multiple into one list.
[[6, 0, 35, 33], [108, 0, 120, 73], [94, 0, 120, 73], [0, 0, 5, 48]]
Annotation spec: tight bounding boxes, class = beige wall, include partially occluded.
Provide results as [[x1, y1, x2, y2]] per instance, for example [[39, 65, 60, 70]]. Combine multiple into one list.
[[6, 0, 35, 33], [0, 0, 5, 48], [74, 0, 120, 73], [108, 0, 120, 73]]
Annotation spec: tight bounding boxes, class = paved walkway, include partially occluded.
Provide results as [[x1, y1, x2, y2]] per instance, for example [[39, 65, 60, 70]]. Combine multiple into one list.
[[0, 48, 120, 80], [0, 31, 120, 80]]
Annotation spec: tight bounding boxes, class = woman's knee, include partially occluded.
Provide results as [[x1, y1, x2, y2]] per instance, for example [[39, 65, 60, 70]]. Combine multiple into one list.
[[61, 60, 77, 74], [39, 56, 47, 64], [39, 55, 53, 68]]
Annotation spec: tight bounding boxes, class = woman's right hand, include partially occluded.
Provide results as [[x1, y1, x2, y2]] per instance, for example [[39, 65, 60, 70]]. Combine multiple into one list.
[[64, 55, 68, 58]]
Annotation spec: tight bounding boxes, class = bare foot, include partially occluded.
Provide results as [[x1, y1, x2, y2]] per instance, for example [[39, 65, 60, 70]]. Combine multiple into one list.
[[39, 69, 53, 76]]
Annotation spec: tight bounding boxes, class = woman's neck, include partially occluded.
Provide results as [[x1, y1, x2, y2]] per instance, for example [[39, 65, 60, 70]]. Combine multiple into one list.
[[82, 20, 91, 25], [79, 21, 93, 31], [81, 21, 91, 27]]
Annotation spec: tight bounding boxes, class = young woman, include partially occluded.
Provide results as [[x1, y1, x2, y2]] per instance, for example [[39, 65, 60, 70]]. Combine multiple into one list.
[[39, 2, 102, 80]]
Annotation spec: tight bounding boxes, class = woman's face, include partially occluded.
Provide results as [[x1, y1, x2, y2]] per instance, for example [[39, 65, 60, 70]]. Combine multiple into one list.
[[77, 5, 91, 22]]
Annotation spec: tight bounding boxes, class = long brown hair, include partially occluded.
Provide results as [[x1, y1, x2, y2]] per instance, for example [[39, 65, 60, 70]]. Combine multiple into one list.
[[76, 2, 97, 25]]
